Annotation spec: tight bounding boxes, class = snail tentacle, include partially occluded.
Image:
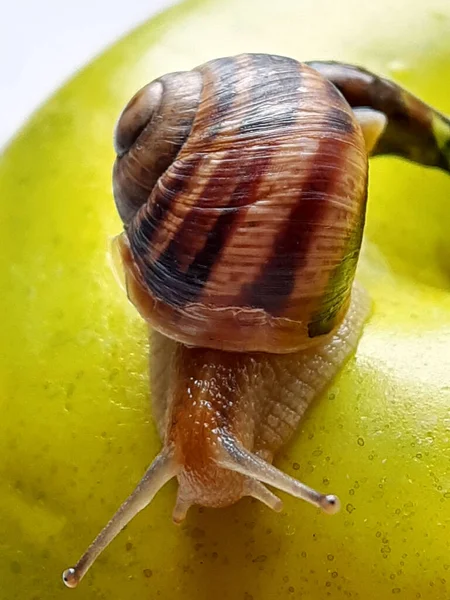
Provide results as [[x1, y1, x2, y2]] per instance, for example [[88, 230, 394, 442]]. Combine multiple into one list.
[[63, 447, 178, 588], [352, 108, 388, 154], [245, 480, 284, 512], [217, 432, 340, 514]]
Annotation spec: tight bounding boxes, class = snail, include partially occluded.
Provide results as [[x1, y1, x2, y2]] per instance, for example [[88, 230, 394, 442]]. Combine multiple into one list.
[[63, 53, 450, 587]]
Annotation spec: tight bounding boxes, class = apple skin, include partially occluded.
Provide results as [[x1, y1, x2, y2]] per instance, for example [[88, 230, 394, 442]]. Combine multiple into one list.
[[0, 0, 450, 598]]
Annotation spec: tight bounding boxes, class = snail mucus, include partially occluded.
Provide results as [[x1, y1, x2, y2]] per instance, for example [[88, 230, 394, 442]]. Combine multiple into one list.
[[63, 53, 450, 587]]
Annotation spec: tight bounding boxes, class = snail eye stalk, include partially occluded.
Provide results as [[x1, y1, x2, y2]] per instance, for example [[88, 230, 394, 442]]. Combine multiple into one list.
[[62, 448, 177, 588]]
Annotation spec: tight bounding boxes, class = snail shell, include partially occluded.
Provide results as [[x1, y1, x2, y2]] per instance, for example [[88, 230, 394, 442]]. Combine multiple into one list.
[[63, 54, 450, 588], [113, 54, 368, 353]]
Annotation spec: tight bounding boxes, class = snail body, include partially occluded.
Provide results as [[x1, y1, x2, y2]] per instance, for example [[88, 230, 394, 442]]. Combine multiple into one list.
[[149, 288, 368, 518], [64, 54, 450, 587]]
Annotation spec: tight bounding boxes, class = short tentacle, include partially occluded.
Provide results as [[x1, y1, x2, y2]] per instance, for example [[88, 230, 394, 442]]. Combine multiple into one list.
[[172, 494, 193, 524], [352, 108, 387, 154], [245, 480, 284, 512]]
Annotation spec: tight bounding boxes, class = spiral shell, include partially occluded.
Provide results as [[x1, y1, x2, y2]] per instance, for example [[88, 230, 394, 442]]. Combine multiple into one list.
[[113, 53, 368, 353]]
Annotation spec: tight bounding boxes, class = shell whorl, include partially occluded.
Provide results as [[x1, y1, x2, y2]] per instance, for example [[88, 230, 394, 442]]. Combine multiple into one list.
[[113, 70, 203, 224], [113, 53, 368, 353]]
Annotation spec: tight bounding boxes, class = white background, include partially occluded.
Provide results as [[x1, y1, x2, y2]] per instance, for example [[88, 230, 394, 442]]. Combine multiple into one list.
[[0, 0, 177, 150]]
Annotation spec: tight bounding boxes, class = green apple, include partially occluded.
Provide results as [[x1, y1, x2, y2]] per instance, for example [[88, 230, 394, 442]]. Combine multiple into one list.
[[1, 0, 449, 598]]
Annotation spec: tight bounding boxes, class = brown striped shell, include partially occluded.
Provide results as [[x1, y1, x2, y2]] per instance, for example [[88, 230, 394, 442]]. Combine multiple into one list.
[[113, 53, 368, 353]]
